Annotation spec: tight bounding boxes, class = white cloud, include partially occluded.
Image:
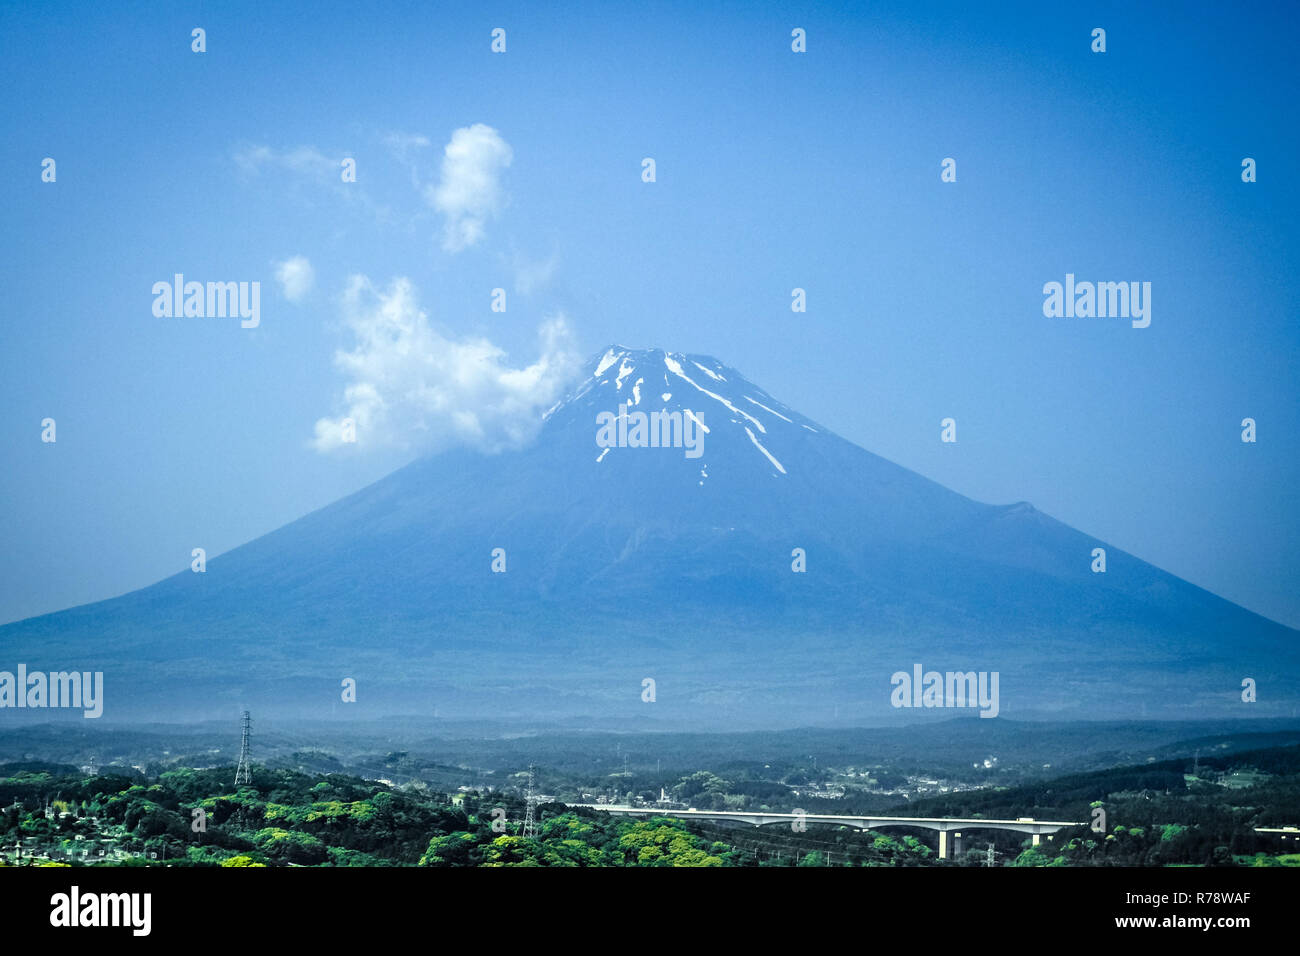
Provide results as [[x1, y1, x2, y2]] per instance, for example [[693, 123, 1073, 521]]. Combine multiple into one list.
[[312, 275, 580, 453], [274, 255, 315, 302], [425, 124, 513, 252]]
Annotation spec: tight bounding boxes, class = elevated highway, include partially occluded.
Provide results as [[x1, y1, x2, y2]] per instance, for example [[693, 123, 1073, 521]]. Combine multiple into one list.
[[571, 805, 1085, 860]]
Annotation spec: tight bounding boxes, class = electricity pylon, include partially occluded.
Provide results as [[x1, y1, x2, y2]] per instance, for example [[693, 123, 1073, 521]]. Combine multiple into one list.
[[522, 765, 537, 840], [234, 711, 252, 786]]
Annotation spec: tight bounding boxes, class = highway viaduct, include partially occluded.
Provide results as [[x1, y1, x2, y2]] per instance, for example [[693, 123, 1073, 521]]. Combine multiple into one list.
[[571, 805, 1085, 860]]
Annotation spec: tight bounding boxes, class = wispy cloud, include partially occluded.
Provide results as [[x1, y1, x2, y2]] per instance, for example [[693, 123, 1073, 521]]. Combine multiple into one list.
[[234, 144, 340, 181], [512, 250, 560, 295], [424, 124, 513, 253], [312, 275, 580, 453], [232, 142, 385, 221]]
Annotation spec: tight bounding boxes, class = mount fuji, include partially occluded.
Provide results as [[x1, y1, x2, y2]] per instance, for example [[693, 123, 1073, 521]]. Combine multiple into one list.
[[3, 346, 1296, 726]]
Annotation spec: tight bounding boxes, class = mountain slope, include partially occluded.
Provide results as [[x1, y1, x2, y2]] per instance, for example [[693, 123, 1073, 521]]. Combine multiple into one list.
[[3, 346, 1295, 725]]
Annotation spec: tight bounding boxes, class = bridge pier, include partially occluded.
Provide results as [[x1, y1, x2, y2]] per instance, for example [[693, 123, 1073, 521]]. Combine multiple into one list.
[[938, 829, 947, 860], [1032, 832, 1041, 847]]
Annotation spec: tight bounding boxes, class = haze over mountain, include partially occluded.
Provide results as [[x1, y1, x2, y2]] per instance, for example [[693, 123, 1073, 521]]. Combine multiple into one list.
[[4, 346, 1296, 726]]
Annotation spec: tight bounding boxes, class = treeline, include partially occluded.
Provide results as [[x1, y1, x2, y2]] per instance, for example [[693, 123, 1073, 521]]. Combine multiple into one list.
[[0, 764, 739, 867]]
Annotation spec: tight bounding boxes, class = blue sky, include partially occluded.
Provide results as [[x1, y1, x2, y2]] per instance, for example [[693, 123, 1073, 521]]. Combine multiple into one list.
[[2, 0, 1298, 628]]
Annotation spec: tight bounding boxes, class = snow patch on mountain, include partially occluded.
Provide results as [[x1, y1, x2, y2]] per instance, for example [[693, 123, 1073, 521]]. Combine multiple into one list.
[[684, 408, 709, 434], [615, 358, 635, 389], [693, 361, 726, 382], [663, 354, 767, 433], [744, 426, 786, 475], [745, 396, 792, 423], [595, 349, 620, 377]]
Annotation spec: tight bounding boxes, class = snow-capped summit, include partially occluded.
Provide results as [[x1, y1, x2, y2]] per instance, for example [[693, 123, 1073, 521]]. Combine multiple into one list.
[[545, 345, 824, 481]]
